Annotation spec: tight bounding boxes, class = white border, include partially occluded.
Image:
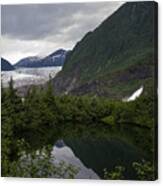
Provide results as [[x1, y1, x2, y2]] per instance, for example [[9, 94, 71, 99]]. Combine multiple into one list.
[[0, 0, 162, 186]]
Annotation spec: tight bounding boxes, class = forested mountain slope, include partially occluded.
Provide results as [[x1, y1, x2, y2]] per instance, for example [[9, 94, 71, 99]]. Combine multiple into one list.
[[52, 2, 157, 99]]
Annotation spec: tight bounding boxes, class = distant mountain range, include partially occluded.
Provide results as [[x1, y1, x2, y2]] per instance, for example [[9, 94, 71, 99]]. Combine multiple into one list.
[[14, 49, 68, 68], [1, 58, 15, 71], [52, 2, 157, 99]]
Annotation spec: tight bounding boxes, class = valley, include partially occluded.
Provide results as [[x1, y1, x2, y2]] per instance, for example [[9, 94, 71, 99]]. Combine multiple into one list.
[[1, 1, 157, 180]]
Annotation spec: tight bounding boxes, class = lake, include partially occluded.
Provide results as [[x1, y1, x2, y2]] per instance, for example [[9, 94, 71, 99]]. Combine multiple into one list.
[[52, 137, 145, 179], [48, 122, 150, 180], [1, 67, 151, 180]]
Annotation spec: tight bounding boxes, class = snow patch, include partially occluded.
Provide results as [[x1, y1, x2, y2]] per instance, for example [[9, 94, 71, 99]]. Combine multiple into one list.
[[123, 86, 144, 102]]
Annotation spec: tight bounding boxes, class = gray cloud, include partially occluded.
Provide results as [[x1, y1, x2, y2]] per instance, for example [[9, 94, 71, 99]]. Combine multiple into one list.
[[1, 2, 123, 64], [2, 2, 123, 40]]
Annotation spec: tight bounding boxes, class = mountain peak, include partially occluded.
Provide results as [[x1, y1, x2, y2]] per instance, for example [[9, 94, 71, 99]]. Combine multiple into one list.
[[1, 57, 15, 71], [14, 49, 67, 68], [49, 49, 67, 57]]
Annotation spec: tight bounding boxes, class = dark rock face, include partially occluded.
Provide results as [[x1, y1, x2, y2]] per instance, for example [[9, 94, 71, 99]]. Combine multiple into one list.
[[52, 2, 157, 99], [14, 49, 68, 68], [1, 58, 15, 71]]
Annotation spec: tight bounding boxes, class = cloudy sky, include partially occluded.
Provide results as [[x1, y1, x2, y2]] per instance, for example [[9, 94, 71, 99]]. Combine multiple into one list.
[[1, 1, 123, 64]]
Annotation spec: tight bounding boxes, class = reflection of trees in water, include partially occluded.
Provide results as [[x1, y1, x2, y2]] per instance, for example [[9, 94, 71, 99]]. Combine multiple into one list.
[[64, 137, 145, 179]]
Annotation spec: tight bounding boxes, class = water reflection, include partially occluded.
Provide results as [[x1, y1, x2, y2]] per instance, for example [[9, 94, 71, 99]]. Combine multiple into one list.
[[52, 138, 145, 179], [52, 140, 99, 179]]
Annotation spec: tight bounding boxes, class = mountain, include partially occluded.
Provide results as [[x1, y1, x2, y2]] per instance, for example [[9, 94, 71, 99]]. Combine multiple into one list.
[[40, 49, 67, 67], [14, 49, 67, 68], [52, 2, 157, 99], [14, 56, 41, 68], [1, 58, 15, 71]]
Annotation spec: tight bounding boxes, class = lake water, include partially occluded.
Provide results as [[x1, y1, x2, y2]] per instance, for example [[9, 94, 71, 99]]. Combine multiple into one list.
[[1, 67, 62, 88], [52, 137, 145, 179], [52, 140, 99, 179], [1, 67, 149, 179]]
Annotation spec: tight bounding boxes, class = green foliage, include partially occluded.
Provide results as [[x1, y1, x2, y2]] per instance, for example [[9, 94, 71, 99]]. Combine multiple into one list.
[[103, 160, 155, 180], [104, 166, 125, 180], [1, 78, 156, 179], [101, 116, 115, 126], [132, 160, 155, 180], [9, 146, 78, 178], [1, 79, 25, 175]]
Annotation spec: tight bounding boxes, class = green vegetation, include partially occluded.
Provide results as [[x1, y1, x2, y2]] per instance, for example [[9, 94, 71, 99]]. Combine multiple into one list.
[[104, 160, 155, 180], [1, 78, 157, 180], [132, 160, 155, 180], [1, 1, 157, 181], [104, 166, 125, 180], [5, 140, 78, 178], [53, 2, 157, 99]]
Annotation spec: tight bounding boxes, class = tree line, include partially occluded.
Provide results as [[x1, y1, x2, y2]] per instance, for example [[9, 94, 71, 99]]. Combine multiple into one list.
[[1, 78, 156, 179]]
